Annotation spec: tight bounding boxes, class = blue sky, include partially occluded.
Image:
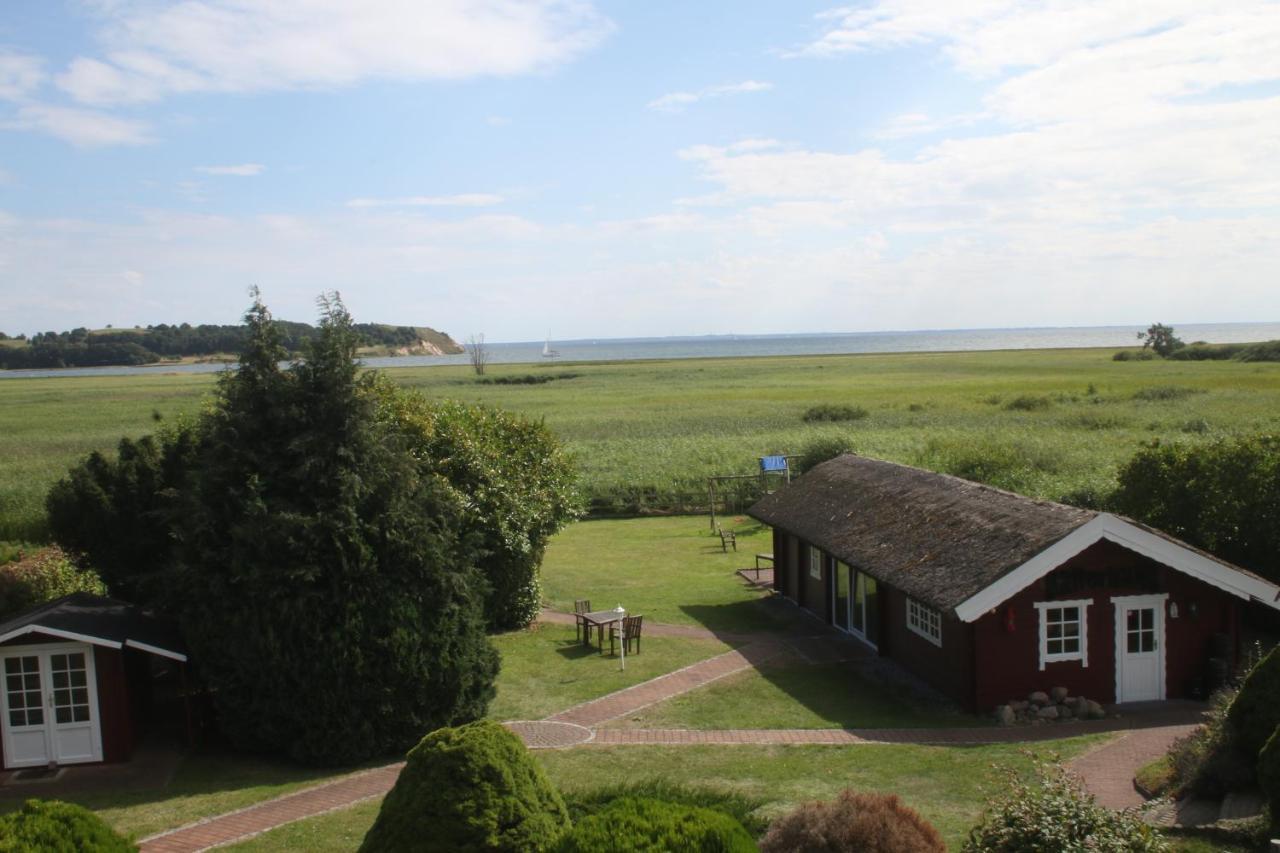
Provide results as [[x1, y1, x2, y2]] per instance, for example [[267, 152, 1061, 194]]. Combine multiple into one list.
[[2, 1, 1279, 341]]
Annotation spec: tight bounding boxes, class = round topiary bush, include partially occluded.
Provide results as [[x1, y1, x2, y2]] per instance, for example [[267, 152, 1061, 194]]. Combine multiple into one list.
[[358, 720, 570, 853], [0, 798, 135, 852], [556, 796, 757, 853], [760, 789, 944, 853], [1226, 646, 1280, 761]]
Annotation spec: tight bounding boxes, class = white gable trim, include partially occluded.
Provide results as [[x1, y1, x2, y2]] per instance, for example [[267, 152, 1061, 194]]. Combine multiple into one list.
[[125, 639, 188, 662], [954, 513, 1280, 623], [0, 625, 123, 650]]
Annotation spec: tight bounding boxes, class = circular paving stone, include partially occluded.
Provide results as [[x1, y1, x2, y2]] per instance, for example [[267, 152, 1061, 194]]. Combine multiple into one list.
[[503, 720, 594, 749]]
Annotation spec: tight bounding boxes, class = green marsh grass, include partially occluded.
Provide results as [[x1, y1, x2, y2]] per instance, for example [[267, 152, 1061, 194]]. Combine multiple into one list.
[[4, 348, 1280, 539]]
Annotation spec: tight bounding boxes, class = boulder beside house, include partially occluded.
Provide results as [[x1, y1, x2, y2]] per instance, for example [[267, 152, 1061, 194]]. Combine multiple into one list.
[[0, 593, 188, 770], [748, 454, 1280, 712]]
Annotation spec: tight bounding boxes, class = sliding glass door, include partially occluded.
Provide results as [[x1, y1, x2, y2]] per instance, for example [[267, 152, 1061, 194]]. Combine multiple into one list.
[[836, 563, 879, 648]]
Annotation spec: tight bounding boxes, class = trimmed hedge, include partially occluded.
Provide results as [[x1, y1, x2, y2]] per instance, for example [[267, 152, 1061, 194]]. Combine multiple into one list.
[[565, 780, 767, 837], [359, 720, 569, 852], [0, 798, 135, 852], [556, 796, 757, 853], [760, 789, 944, 853]]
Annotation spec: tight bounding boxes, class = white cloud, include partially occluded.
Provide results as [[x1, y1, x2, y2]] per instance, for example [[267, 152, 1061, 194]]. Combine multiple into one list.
[[0, 51, 45, 101], [196, 163, 266, 176], [648, 80, 773, 112], [56, 0, 614, 106], [346, 193, 505, 209], [6, 104, 153, 147]]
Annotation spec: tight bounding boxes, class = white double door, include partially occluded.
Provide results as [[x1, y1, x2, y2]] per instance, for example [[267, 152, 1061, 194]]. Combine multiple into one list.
[[1, 644, 103, 768]]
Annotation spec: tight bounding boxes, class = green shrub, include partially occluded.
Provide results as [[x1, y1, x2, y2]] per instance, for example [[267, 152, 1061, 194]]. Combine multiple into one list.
[[964, 757, 1168, 852], [1166, 687, 1254, 797], [359, 720, 569, 853], [801, 404, 868, 423], [1259, 724, 1280, 827], [760, 789, 944, 853], [0, 798, 136, 852], [1112, 349, 1156, 361], [1227, 647, 1280, 761], [556, 796, 757, 853], [795, 436, 856, 474], [1167, 343, 1244, 361], [1132, 385, 1206, 402], [1002, 395, 1053, 412], [565, 780, 767, 836], [1236, 340, 1280, 362], [0, 546, 107, 621]]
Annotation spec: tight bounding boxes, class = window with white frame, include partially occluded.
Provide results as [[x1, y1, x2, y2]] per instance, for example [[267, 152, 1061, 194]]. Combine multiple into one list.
[[809, 547, 823, 580], [1034, 599, 1092, 669], [906, 597, 942, 646]]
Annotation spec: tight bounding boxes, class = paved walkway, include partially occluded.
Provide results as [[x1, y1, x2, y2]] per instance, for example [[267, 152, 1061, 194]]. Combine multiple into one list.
[[132, 612, 1207, 850], [1066, 723, 1199, 809]]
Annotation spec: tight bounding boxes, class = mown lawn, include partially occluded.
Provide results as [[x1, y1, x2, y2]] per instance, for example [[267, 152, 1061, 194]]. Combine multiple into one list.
[[4, 347, 1280, 540], [224, 737, 1110, 852], [539, 515, 799, 634], [603, 660, 981, 730]]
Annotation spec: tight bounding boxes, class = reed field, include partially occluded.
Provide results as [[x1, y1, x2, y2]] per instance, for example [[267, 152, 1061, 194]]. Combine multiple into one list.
[[2, 347, 1279, 541]]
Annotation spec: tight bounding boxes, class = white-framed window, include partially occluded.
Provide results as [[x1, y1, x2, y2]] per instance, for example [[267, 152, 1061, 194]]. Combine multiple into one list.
[[906, 597, 942, 647], [808, 547, 823, 580], [1034, 598, 1093, 670]]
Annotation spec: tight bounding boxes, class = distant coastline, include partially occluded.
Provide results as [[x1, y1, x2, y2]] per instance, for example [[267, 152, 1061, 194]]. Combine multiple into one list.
[[3, 320, 1278, 379]]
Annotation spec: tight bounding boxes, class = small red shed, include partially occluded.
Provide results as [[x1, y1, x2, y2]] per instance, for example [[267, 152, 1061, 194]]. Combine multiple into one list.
[[749, 455, 1280, 712], [0, 593, 187, 770]]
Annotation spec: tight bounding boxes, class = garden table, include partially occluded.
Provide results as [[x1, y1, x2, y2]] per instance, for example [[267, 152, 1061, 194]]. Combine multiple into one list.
[[580, 609, 625, 653]]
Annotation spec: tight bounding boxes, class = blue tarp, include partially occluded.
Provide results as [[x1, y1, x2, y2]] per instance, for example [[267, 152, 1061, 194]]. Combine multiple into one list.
[[759, 455, 789, 472]]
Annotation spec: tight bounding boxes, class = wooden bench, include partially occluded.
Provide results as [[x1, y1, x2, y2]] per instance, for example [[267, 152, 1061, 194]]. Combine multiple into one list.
[[716, 525, 737, 552], [755, 553, 774, 571]]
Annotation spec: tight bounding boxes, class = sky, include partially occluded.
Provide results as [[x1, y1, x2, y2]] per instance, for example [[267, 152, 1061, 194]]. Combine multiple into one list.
[[1, 1, 1279, 341]]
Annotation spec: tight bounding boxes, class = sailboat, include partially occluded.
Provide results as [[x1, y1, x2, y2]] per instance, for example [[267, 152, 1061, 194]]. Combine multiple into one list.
[[542, 333, 560, 358]]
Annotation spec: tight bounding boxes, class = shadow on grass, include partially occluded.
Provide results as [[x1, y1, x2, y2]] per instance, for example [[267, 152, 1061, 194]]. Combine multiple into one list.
[[554, 638, 605, 661], [679, 597, 813, 639]]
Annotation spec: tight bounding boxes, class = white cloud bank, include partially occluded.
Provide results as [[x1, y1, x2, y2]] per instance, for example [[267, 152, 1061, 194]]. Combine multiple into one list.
[[196, 163, 266, 176], [346, 194, 505, 209], [56, 0, 614, 106]]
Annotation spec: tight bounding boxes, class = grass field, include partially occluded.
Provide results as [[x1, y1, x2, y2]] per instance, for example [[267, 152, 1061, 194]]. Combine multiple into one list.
[[4, 347, 1279, 540]]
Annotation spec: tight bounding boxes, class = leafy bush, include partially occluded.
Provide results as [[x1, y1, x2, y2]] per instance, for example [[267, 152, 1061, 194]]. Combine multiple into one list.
[[373, 386, 580, 630], [556, 796, 757, 853], [964, 757, 1168, 852], [1112, 349, 1155, 361], [0, 798, 136, 852], [1226, 646, 1280, 761], [1167, 343, 1244, 361], [476, 372, 581, 385], [0, 546, 107, 620], [1166, 687, 1254, 797], [1259, 725, 1280, 827], [1002, 395, 1052, 412], [1112, 435, 1280, 580], [795, 436, 856, 474], [760, 789, 944, 853], [360, 720, 569, 853], [1237, 340, 1280, 362], [801, 404, 869, 423], [565, 780, 767, 836], [1132, 385, 1206, 402]]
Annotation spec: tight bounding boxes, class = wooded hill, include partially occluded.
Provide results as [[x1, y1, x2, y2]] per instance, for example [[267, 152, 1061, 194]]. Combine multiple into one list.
[[0, 322, 462, 369]]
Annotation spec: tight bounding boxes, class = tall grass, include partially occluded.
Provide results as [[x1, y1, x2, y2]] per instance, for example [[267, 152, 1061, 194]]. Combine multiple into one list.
[[2, 349, 1279, 540]]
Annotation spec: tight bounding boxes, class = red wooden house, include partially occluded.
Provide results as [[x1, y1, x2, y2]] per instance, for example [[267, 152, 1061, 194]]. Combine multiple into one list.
[[0, 593, 187, 770], [748, 455, 1280, 711]]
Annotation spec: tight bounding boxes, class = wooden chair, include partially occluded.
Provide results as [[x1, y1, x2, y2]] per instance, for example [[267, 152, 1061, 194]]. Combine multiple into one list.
[[716, 525, 737, 552], [573, 599, 591, 644], [610, 615, 643, 656]]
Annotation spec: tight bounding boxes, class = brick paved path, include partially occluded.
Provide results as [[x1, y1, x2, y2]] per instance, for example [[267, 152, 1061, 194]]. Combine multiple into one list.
[[138, 764, 402, 852], [1066, 723, 1199, 809]]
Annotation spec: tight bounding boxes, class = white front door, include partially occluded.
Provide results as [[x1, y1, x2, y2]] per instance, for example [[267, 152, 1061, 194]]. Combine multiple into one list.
[[1113, 595, 1166, 703], [1, 645, 103, 768]]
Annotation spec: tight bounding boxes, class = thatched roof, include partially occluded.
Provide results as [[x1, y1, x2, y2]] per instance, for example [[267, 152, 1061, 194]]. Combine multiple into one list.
[[748, 455, 1096, 613]]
